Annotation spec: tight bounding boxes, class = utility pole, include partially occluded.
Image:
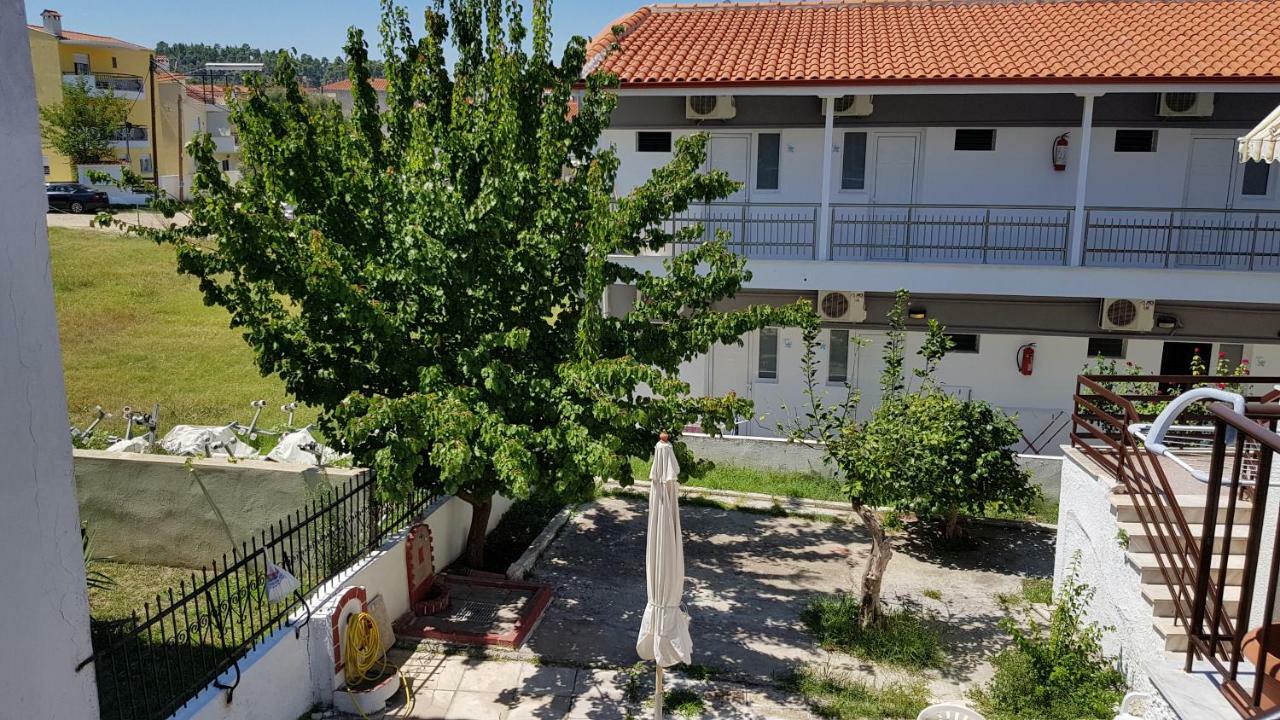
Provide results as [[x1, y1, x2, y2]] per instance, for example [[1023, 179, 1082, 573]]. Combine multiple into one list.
[[148, 55, 159, 186]]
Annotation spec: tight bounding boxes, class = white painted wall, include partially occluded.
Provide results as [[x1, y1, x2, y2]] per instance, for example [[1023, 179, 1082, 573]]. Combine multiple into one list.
[[175, 493, 512, 720], [0, 1, 100, 715], [693, 327, 1279, 453]]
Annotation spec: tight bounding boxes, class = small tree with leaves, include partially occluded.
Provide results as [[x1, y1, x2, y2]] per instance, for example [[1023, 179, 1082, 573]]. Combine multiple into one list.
[[787, 290, 1034, 627], [108, 0, 809, 567], [40, 79, 129, 171]]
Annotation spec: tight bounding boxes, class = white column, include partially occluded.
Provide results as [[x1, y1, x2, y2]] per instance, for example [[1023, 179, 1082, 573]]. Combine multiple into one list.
[[1069, 94, 1097, 267], [817, 95, 836, 261], [0, 0, 100, 715]]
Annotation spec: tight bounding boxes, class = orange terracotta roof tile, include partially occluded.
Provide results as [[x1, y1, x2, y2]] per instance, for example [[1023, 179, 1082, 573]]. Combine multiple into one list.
[[588, 0, 1280, 86], [28, 24, 149, 51], [321, 78, 389, 92]]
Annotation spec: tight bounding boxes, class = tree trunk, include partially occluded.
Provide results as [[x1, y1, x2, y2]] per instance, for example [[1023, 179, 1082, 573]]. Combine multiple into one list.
[[943, 507, 963, 540], [462, 494, 493, 569], [854, 503, 892, 629]]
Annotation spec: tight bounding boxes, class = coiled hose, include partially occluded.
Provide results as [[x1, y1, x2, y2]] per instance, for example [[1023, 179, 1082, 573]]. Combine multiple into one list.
[[343, 611, 411, 718]]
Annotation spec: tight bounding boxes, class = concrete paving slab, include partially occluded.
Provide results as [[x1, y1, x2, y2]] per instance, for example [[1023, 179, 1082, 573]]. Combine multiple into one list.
[[402, 688, 454, 719], [505, 694, 572, 720], [517, 663, 578, 696], [445, 690, 512, 719], [454, 659, 524, 693]]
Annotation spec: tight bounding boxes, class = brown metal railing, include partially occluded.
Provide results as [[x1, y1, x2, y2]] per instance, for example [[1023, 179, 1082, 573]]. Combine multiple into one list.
[[1188, 403, 1280, 717]]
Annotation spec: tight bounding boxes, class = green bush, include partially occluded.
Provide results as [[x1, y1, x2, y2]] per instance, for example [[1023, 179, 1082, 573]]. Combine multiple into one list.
[[801, 594, 945, 670], [971, 559, 1126, 719]]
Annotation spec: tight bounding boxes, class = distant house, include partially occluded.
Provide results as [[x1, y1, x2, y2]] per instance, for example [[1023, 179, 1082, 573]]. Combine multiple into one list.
[[591, 0, 1280, 450], [321, 77, 388, 114]]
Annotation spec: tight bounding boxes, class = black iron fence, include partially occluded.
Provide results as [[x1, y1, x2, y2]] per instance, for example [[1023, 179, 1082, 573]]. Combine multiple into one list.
[[80, 473, 436, 720]]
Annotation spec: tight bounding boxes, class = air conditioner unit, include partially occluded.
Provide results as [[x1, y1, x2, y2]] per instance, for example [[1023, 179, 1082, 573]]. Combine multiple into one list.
[[823, 95, 874, 117], [817, 291, 867, 323], [1099, 298, 1156, 332], [1157, 92, 1214, 118], [685, 95, 736, 120]]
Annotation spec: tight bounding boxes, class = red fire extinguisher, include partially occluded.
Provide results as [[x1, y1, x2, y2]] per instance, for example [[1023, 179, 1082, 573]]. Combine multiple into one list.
[[1017, 343, 1036, 376], [1053, 133, 1070, 171]]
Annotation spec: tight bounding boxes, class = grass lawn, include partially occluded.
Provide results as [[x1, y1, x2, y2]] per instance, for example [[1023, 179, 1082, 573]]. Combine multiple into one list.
[[87, 561, 196, 622], [50, 227, 317, 433], [630, 458, 845, 502]]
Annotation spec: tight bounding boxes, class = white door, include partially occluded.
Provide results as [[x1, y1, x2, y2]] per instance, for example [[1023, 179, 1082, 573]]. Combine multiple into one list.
[[1179, 137, 1236, 266], [706, 135, 751, 250], [870, 135, 918, 260]]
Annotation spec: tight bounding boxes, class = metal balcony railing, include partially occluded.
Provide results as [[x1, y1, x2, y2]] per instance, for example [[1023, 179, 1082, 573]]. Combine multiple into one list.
[[64, 72, 145, 95], [649, 202, 1280, 271]]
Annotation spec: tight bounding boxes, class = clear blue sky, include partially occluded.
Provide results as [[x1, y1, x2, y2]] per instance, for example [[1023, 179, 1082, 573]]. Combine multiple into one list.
[[26, 0, 635, 59]]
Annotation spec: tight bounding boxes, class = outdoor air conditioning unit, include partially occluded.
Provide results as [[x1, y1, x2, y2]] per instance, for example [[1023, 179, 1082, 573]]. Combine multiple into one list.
[[817, 291, 867, 323], [1157, 92, 1214, 118], [823, 95, 874, 117], [1099, 298, 1156, 332], [685, 95, 736, 120]]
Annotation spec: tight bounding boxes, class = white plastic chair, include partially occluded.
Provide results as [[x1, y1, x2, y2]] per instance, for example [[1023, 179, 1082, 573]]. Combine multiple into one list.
[[1114, 692, 1151, 720], [917, 704, 985, 720]]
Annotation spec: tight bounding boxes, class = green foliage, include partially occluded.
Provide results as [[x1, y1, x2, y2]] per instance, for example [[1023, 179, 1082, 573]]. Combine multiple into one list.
[[663, 687, 705, 718], [81, 524, 116, 592], [155, 41, 382, 88], [785, 665, 929, 719], [800, 594, 945, 669], [628, 458, 844, 502], [39, 79, 129, 167], [120, 0, 809, 564], [971, 559, 1126, 720]]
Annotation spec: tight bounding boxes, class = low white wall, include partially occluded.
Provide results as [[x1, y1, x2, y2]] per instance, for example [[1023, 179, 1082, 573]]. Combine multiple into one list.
[[75, 450, 361, 567], [681, 432, 1063, 499], [1055, 449, 1175, 716], [174, 494, 511, 720]]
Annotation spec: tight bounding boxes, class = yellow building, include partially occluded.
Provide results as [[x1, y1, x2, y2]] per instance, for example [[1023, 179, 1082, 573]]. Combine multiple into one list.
[[28, 9, 155, 183]]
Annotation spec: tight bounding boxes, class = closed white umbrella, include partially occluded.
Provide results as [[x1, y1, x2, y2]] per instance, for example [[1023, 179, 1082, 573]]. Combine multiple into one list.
[[636, 432, 692, 720]]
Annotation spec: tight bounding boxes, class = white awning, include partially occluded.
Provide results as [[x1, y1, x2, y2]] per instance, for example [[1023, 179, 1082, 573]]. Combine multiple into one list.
[[1239, 104, 1280, 163]]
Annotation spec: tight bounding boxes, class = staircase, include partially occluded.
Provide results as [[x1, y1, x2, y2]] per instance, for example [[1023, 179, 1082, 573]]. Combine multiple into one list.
[[1110, 492, 1254, 653]]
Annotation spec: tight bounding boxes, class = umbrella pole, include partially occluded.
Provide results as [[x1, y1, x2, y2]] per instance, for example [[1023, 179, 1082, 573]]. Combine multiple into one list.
[[654, 665, 664, 720]]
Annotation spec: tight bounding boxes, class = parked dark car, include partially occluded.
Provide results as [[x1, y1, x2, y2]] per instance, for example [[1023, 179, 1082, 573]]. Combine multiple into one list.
[[46, 183, 109, 213]]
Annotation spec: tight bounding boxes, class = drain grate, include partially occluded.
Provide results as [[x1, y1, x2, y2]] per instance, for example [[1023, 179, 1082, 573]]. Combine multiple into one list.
[[442, 599, 503, 625]]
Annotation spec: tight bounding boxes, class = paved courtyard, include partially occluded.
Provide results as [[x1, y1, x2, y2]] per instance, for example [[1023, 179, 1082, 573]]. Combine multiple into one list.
[[369, 494, 1054, 718]]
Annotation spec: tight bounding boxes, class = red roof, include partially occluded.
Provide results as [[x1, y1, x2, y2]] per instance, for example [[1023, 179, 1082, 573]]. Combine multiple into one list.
[[27, 24, 148, 51], [586, 0, 1280, 87], [322, 78, 389, 93]]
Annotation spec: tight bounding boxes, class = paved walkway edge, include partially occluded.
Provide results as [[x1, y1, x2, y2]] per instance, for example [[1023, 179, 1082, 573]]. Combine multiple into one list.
[[506, 505, 574, 580]]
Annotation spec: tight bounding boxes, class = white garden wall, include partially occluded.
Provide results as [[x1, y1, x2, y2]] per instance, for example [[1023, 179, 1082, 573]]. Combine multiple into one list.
[[172, 494, 511, 720]]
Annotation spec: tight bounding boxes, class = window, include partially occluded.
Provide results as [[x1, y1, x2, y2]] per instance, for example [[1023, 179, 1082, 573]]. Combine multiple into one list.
[[756, 133, 780, 190], [828, 329, 849, 383], [1243, 160, 1271, 196], [221, 159, 231, 171], [1087, 337, 1126, 358], [758, 327, 778, 380], [636, 131, 672, 153], [1114, 130, 1158, 153], [111, 56, 118, 69], [954, 129, 996, 151], [840, 132, 867, 190], [42, 157, 50, 176], [1218, 343, 1244, 369], [946, 333, 980, 353], [73, 53, 89, 75], [139, 155, 153, 174]]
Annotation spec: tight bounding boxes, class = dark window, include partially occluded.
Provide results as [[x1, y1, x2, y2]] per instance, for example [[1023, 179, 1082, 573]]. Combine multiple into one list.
[[1243, 160, 1271, 196], [1087, 337, 1126, 358], [1219, 343, 1245, 368], [636, 131, 671, 153], [828, 329, 849, 383], [221, 159, 231, 171], [111, 56, 118, 69], [841, 132, 867, 190], [954, 129, 996, 151], [756, 133, 780, 190], [758, 328, 778, 380], [946, 333, 980, 353], [1114, 130, 1157, 153]]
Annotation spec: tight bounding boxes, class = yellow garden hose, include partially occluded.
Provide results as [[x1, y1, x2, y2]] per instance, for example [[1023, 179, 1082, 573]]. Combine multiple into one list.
[[343, 611, 412, 719]]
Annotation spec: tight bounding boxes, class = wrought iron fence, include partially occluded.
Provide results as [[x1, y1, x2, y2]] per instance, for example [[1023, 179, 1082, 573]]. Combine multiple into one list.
[[830, 203, 1071, 265], [80, 473, 436, 720], [1083, 207, 1280, 271], [666, 202, 817, 259]]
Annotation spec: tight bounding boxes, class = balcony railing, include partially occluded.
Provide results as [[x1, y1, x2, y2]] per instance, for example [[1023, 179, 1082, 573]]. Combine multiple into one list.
[[651, 202, 1280, 271], [64, 72, 145, 96], [110, 126, 148, 142]]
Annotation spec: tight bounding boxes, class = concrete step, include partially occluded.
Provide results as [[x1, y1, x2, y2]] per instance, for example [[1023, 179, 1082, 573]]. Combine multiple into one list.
[[1110, 494, 1252, 524], [1127, 552, 1246, 586], [1118, 521, 1251, 554], [1155, 619, 1245, 655], [1143, 583, 1241, 618]]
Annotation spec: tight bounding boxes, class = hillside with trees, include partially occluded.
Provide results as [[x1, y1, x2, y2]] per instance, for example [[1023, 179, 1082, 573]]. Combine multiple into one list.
[[154, 41, 384, 88]]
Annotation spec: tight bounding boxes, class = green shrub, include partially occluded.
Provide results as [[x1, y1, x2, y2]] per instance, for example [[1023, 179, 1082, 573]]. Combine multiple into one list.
[[786, 665, 928, 719], [664, 687, 705, 718], [971, 559, 1126, 719], [801, 594, 945, 669]]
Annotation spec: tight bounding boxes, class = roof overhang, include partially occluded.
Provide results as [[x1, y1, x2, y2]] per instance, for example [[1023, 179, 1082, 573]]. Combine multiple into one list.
[[608, 80, 1280, 96]]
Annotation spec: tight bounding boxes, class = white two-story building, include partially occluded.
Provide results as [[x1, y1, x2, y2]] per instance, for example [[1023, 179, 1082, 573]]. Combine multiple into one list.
[[592, 0, 1280, 451]]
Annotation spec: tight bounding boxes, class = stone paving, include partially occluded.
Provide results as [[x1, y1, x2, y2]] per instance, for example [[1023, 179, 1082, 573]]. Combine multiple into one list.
[[343, 650, 815, 719]]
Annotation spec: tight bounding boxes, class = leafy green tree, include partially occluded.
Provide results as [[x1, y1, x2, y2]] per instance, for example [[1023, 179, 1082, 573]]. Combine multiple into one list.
[[788, 290, 1034, 627], [116, 0, 807, 566], [39, 79, 129, 170]]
